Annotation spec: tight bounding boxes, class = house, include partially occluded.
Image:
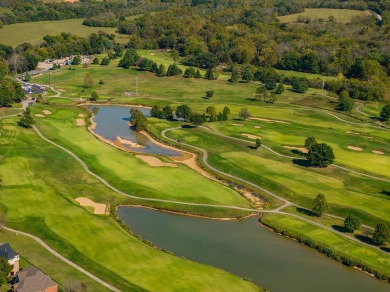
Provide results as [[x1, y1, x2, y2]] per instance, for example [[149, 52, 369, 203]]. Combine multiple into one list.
[[12, 266, 58, 292], [0, 243, 19, 276]]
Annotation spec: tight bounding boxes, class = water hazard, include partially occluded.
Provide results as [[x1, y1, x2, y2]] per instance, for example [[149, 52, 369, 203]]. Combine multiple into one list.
[[89, 105, 181, 157], [118, 206, 389, 292]]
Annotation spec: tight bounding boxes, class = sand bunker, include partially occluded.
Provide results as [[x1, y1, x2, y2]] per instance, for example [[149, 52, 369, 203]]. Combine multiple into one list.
[[150, 53, 155, 56], [346, 131, 359, 135], [42, 110, 52, 115], [372, 150, 384, 155], [254, 126, 261, 129], [75, 197, 107, 215], [283, 146, 308, 154], [232, 123, 244, 126], [347, 145, 363, 151], [116, 137, 145, 148], [76, 118, 85, 126], [241, 133, 261, 139], [78, 114, 85, 118], [136, 155, 178, 167], [250, 117, 290, 124], [35, 114, 45, 117]]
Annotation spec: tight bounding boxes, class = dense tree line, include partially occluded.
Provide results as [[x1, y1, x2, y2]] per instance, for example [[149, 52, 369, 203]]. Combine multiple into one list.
[[0, 59, 24, 107]]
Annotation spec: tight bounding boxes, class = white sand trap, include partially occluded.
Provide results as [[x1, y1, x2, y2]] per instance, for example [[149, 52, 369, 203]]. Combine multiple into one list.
[[232, 123, 244, 126], [348, 145, 363, 151], [345, 131, 359, 135], [75, 197, 107, 215], [254, 126, 261, 129], [250, 117, 290, 124], [116, 137, 145, 148], [76, 118, 85, 126], [42, 110, 52, 115], [241, 133, 261, 139], [136, 155, 178, 167], [372, 150, 384, 155], [78, 114, 85, 118], [283, 146, 308, 154], [35, 114, 45, 117]]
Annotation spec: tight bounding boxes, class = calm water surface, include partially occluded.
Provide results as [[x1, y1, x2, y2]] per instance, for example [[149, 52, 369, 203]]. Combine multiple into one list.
[[118, 206, 389, 292], [90, 105, 181, 156]]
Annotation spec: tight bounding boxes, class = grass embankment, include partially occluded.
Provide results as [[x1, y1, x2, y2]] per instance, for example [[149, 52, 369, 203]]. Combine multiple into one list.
[[0, 229, 111, 291], [154, 123, 390, 227], [260, 213, 390, 279], [0, 107, 21, 117], [278, 8, 372, 23], [0, 115, 260, 291]]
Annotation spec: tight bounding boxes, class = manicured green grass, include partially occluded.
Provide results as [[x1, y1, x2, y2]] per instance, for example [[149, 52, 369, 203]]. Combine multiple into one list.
[[46, 97, 75, 105], [159, 124, 390, 227], [0, 18, 129, 47], [0, 229, 111, 291], [0, 116, 260, 291], [278, 8, 372, 23], [260, 213, 390, 277], [274, 69, 337, 80]]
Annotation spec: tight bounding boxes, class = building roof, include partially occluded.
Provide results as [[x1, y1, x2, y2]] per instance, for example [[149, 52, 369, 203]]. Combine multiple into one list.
[[0, 243, 18, 260], [15, 266, 57, 292]]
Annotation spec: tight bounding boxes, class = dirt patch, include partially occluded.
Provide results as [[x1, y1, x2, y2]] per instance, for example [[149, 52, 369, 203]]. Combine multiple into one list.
[[241, 133, 261, 139], [76, 118, 85, 126], [116, 136, 145, 148], [254, 126, 261, 129], [75, 197, 107, 215], [78, 114, 85, 118], [372, 150, 384, 155], [283, 146, 308, 154], [347, 145, 363, 151], [35, 114, 45, 117], [250, 117, 290, 124], [232, 123, 244, 126], [42, 110, 52, 115], [136, 155, 178, 167]]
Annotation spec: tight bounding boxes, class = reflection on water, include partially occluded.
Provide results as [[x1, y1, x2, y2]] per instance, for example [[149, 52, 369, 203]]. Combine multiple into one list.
[[89, 105, 181, 157], [118, 206, 389, 292]]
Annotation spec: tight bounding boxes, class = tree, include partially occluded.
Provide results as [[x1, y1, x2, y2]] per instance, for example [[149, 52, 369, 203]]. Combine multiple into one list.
[[255, 85, 268, 101], [19, 107, 34, 128], [176, 104, 192, 121], [229, 69, 239, 83], [206, 105, 217, 122], [194, 69, 202, 79], [312, 193, 328, 217], [372, 223, 389, 246], [24, 72, 31, 82], [238, 108, 250, 120], [0, 256, 12, 286], [265, 78, 277, 90], [255, 138, 262, 149], [118, 49, 138, 69], [205, 68, 216, 80], [90, 91, 98, 101], [380, 104, 390, 121], [166, 63, 182, 76], [83, 73, 94, 88], [130, 108, 147, 132], [343, 215, 360, 233], [242, 67, 254, 82], [205, 90, 214, 98], [156, 64, 166, 77], [72, 55, 81, 65], [304, 137, 317, 149], [337, 90, 353, 112], [163, 105, 174, 121], [92, 57, 99, 64], [222, 106, 230, 121], [184, 67, 196, 78], [275, 83, 285, 94], [170, 49, 179, 61], [150, 105, 160, 118], [292, 78, 309, 93], [307, 143, 335, 167], [269, 93, 276, 104], [190, 114, 204, 127], [100, 57, 110, 66]]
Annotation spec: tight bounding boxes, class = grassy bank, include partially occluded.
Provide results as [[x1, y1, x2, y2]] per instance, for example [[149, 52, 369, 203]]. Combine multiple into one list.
[[260, 213, 390, 280]]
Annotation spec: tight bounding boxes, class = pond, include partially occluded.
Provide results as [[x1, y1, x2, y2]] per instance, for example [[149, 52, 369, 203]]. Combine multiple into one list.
[[89, 105, 182, 157], [118, 206, 389, 292]]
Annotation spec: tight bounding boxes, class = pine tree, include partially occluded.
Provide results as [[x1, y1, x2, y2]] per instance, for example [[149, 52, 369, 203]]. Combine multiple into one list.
[[194, 69, 202, 79]]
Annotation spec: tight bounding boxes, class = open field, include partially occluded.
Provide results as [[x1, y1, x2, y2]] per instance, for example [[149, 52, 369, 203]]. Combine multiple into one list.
[[0, 18, 130, 47], [278, 8, 372, 23], [0, 115, 260, 291], [260, 213, 390, 276]]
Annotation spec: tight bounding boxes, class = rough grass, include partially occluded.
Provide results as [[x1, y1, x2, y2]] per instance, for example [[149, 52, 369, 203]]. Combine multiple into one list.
[[278, 8, 372, 24], [260, 213, 390, 277], [0, 115, 260, 291], [0, 107, 21, 117]]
